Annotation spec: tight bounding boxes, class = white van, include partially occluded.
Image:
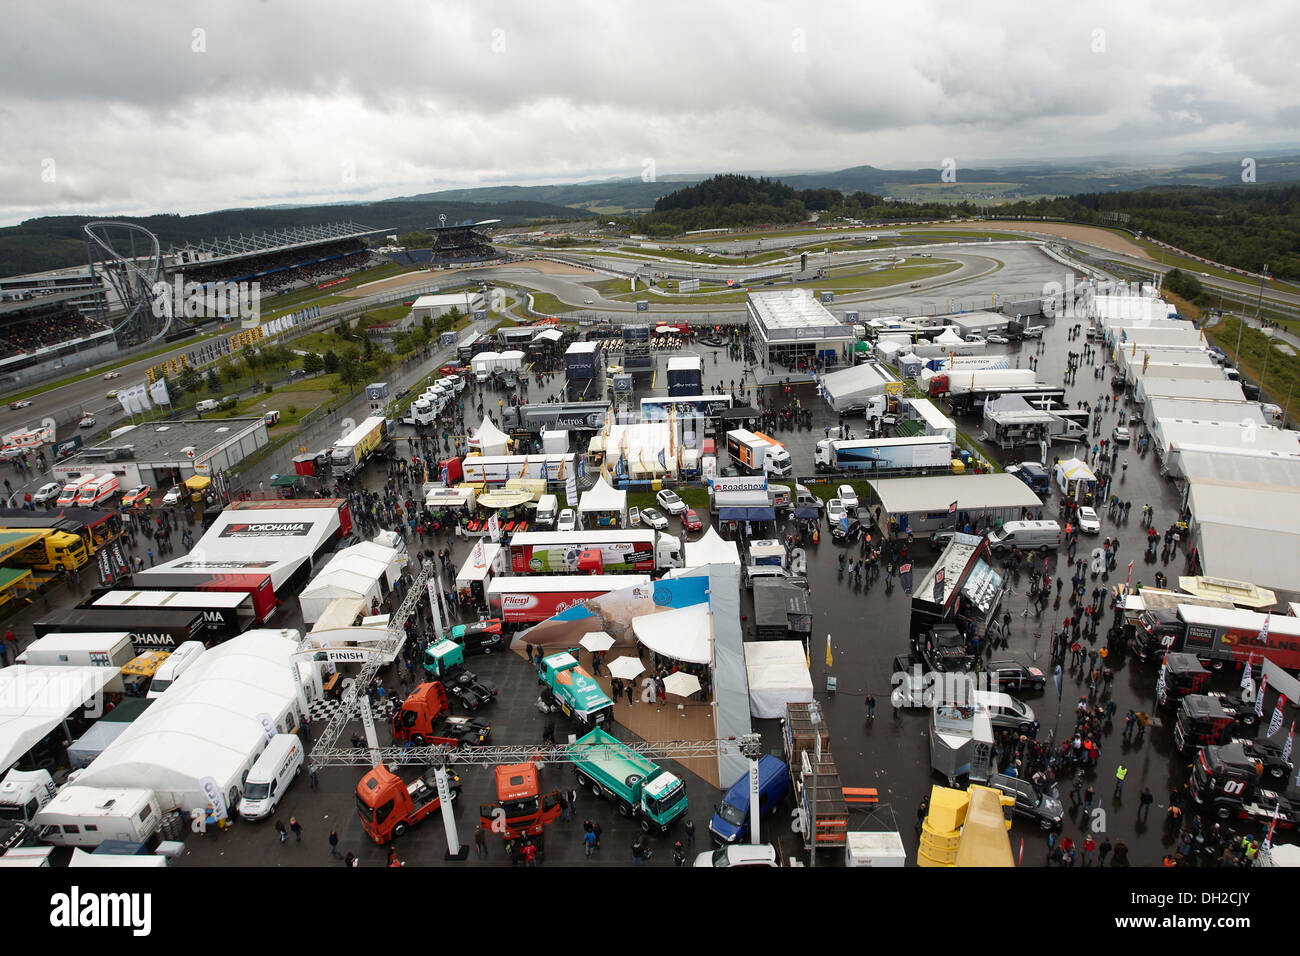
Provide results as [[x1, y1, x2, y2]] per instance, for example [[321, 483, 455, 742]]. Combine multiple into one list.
[[76, 473, 120, 507], [238, 734, 304, 821], [196, 399, 221, 413], [535, 494, 558, 530], [986, 519, 1061, 552], [146, 640, 206, 699]]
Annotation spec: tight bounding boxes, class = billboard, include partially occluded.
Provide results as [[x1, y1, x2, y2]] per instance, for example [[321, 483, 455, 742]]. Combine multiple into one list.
[[511, 542, 654, 573]]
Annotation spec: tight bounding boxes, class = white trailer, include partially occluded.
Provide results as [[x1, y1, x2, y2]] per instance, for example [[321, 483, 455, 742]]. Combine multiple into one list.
[[15, 632, 136, 694], [33, 786, 163, 848]]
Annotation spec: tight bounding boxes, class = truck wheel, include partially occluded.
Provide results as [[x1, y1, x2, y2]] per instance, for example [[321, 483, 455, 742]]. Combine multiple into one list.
[[1214, 804, 1232, 821], [589, 779, 603, 799], [413, 735, 427, 745], [392, 822, 408, 838], [617, 801, 633, 818], [640, 817, 653, 833]]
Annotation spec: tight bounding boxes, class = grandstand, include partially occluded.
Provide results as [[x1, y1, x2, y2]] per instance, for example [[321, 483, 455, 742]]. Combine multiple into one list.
[[431, 219, 500, 264], [0, 293, 114, 378]]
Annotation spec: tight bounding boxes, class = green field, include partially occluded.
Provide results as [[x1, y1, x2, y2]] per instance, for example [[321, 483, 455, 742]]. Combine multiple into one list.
[[527, 292, 581, 315]]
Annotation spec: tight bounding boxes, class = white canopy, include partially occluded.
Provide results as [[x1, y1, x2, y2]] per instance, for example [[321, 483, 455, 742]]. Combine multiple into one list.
[[744, 641, 814, 719], [578, 476, 626, 514], [76, 630, 315, 814], [469, 416, 511, 456], [684, 526, 741, 567], [339, 540, 403, 587], [535, 328, 563, 344], [935, 327, 964, 345], [299, 549, 395, 624], [631, 604, 713, 664], [1055, 457, 1096, 481], [0, 666, 121, 773]]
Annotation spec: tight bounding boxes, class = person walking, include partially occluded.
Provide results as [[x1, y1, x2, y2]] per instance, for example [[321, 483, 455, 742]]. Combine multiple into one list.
[[631, 838, 646, 868], [289, 816, 302, 842], [1098, 836, 1113, 866], [1111, 838, 1130, 866], [673, 841, 687, 867], [1138, 786, 1153, 823], [275, 819, 287, 845], [474, 823, 488, 858], [566, 785, 577, 818], [328, 830, 342, 860], [583, 827, 597, 858], [1114, 764, 1128, 800], [1083, 784, 1095, 813], [865, 693, 876, 719]]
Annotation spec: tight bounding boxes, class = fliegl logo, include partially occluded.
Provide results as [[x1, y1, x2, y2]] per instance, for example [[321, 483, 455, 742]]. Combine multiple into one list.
[[50, 886, 152, 936]]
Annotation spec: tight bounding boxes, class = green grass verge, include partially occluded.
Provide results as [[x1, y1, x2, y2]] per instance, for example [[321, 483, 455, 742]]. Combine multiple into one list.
[[527, 292, 581, 314]]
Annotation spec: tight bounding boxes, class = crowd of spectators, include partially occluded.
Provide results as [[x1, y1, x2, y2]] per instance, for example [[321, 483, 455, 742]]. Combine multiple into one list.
[[0, 306, 108, 358], [174, 240, 380, 294]]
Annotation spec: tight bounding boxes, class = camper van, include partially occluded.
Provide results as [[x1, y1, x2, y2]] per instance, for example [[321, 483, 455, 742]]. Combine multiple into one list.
[[75, 474, 120, 507], [238, 735, 305, 821], [535, 494, 558, 530], [33, 786, 162, 848], [986, 520, 1062, 552], [146, 640, 206, 699], [196, 399, 221, 413]]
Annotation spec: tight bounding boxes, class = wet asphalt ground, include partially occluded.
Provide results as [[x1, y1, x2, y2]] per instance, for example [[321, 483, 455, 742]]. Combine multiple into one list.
[[162, 316, 1284, 866]]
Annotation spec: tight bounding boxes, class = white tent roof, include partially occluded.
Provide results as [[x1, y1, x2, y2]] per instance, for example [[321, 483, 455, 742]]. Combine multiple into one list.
[[469, 416, 511, 456], [1055, 457, 1096, 481], [0, 666, 121, 773], [338, 541, 402, 585], [301, 567, 378, 606], [500, 349, 525, 361], [934, 327, 964, 345], [311, 596, 366, 632], [744, 641, 814, 719], [685, 526, 741, 567], [535, 328, 563, 343], [578, 476, 626, 513], [822, 362, 893, 409], [76, 630, 308, 812], [631, 604, 713, 664]]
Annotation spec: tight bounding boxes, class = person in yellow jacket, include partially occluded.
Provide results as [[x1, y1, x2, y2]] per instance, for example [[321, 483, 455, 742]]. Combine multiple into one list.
[[1114, 764, 1128, 800]]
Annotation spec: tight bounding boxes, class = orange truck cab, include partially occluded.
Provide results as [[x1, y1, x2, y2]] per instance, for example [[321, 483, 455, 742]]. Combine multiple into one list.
[[575, 549, 604, 574], [479, 764, 563, 840], [390, 682, 492, 746], [356, 765, 462, 844]]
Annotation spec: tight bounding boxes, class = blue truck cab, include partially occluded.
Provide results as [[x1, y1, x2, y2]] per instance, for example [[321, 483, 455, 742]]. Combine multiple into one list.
[[709, 754, 789, 844]]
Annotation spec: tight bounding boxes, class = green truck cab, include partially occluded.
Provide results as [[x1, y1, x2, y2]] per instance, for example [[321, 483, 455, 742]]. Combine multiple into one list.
[[569, 727, 688, 834], [537, 649, 614, 729]]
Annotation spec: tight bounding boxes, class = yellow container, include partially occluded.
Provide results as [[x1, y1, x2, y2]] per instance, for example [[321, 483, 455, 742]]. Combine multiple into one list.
[[651, 479, 662, 492], [950, 458, 966, 474]]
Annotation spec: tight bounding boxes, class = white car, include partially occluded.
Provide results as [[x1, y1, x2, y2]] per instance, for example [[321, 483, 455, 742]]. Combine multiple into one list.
[[826, 499, 848, 525], [1077, 506, 1101, 535], [103, 371, 121, 380], [640, 507, 669, 531], [32, 481, 61, 505], [836, 485, 858, 511], [1022, 326, 1044, 338], [964, 334, 986, 345], [694, 844, 779, 867], [557, 508, 577, 532], [656, 489, 687, 515], [162, 486, 184, 506], [8, 399, 31, 409], [78, 416, 96, 429], [1112, 425, 1131, 445], [986, 333, 1009, 344]]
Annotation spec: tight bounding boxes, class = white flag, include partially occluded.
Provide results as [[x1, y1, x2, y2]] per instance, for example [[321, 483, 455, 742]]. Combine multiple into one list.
[[118, 393, 134, 416], [1284, 722, 1294, 764], [1242, 653, 1255, 690], [471, 538, 486, 568], [488, 512, 500, 543], [128, 383, 151, 414], [1257, 674, 1268, 717], [1268, 694, 1287, 738], [1156, 654, 1167, 706], [149, 378, 171, 406], [1259, 613, 1272, 645]]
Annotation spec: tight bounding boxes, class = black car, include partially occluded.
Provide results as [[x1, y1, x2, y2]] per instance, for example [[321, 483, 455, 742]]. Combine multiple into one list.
[[986, 772, 1063, 832], [917, 624, 975, 674], [1110, 373, 1127, 391], [987, 659, 1046, 693], [448, 620, 505, 655]]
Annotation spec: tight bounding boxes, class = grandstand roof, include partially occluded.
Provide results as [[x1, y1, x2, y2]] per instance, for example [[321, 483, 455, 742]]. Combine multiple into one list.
[[165, 221, 389, 269], [0, 290, 89, 318]]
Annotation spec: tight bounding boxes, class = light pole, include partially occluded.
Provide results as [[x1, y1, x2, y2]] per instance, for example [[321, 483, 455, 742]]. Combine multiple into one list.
[[1239, 264, 1268, 362]]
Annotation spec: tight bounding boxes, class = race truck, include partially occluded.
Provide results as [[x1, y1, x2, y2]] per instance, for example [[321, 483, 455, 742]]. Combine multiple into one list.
[[1192, 741, 1300, 829], [356, 765, 462, 844], [1131, 603, 1300, 671], [390, 682, 492, 745], [1173, 693, 1263, 754], [424, 639, 498, 712], [569, 727, 688, 834], [447, 619, 506, 655], [478, 763, 564, 841], [537, 649, 614, 729], [1156, 652, 1211, 707]]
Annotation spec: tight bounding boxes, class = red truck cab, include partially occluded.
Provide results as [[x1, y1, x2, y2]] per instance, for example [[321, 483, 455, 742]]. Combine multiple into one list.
[[356, 765, 461, 844], [576, 549, 604, 574], [391, 682, 492, 746], [479, 764, 563, 840]]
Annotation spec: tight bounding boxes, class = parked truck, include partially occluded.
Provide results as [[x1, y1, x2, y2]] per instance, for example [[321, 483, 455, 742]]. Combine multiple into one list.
[[1130, 604, 1300, 670], [569, 727, 688, 833], [486, 574, 650, 626], [1173, 693, 1262, 753], [1192, 741, 1300, 830], [390, 682, 492, 746], [537, 650, 615, 729], [781, 701, 848, 850], [424, 640, 498, 712], [502, 402, 608, 433], [15, 631, 136, 693], [478, 763, 563, 841], [814, 435, 953, 472], [0, 529, 88, 572], [506, 530, 682, 574], [330, 416, 389, 478], [725, 429, 792, 478], [355, 764, 462, 844], [32, 786, 162, 848]]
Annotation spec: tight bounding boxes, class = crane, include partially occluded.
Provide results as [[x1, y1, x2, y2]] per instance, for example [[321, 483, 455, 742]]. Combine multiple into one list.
[[295, 558, 767, 854]]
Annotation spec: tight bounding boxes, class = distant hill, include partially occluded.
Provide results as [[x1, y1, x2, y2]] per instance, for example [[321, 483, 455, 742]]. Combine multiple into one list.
[[390, 177, 702, 215], [0, 198, 583, 276]]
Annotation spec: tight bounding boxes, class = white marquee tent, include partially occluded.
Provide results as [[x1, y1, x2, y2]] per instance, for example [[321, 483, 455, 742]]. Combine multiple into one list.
[[468, 415, 511, 456], [743, 641, 813, 719], [0, 666, 121, 773], [684, 527, 741, 568], [631, 604, 713, 664], [578, 476, 627, 526]]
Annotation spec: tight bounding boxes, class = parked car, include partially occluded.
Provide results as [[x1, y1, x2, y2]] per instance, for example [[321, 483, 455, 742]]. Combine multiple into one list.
[[981, 693, 1036, 734], [964, 334, 986, 345], [78, 416, 96, 429], [1076, 506, 1101, 534], [557, 509, 577, 532], [826, 499, 848, 525], [694, 844, 779, 867], [32, 481, 61, 505], [8, 399, 31, 409], [121, 485, 152, 509], [162, 486, 184, 506], [987, 660, 1046, 693], [836, 484, 858, 511], [1112, 425, 1131, 444], [640, 507, 669, 531], [986, 333, 1009, 344], [986, 772, 1063, 832], [656, 489, 687, 515], [1022, 326, 1044, 339], [683, 509, 703, 532]]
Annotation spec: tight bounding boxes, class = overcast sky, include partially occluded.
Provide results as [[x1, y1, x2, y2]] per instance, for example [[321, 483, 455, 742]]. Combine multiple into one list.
[[1, 0, 1296, 225]]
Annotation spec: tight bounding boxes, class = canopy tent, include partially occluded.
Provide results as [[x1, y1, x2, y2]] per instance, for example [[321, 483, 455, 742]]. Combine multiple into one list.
[[743, 641, 813, 718], [310, 596, 366, 632], [184, 475, 212, 492], [477, 490, 533, 509], [299, 551, 394, 624], [338, 540, 404, 588], [1053, 457, 1096, 496], [578, 476, 626, 527], [714, 490, 776, 523], [631, 603, 713, 664], [76, 630, 318, 814], [0, 666, 121, 773], [821, 362, 894, 412], [684, 527, 741, 568], [934, 327, 964, 346], [425, 486, 475, 509], [468, 416, 511, 457], [981, 394, 1057, 448], [534, 328, 563, 344]]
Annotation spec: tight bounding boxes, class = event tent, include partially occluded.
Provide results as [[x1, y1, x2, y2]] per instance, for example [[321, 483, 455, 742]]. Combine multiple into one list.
[[743, 641, 813, 719], [1053, 457, 1096, 496], [0, 666, 121, 773], [578, 476, 626, 526], [821, 362, 894, 412], [631, 603, 713, 664], [468, 416, 511, 457], [684, 527, 741, 567]]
